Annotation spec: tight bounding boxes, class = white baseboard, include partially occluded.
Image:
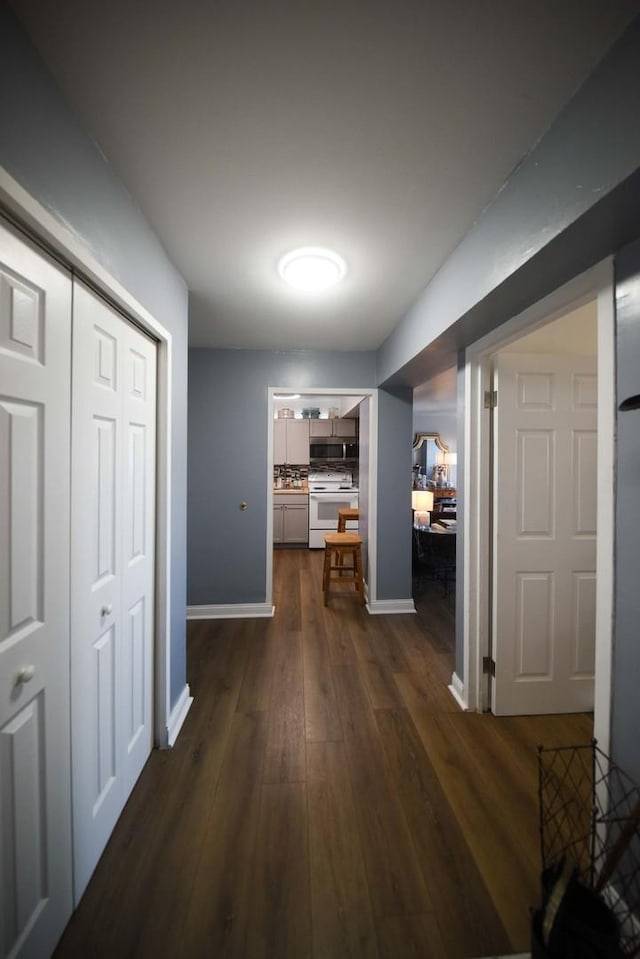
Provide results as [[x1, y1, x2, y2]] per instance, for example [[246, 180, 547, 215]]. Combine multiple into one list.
[[448, 671, 468, 710], [186, 603, 275, 620], [366, 598, 416, 615], [164, 683, 193, 748]]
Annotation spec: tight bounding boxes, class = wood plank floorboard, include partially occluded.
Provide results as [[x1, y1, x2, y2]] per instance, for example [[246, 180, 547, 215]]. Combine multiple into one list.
[[374, 707, 511, 957], [400, 705, 538, 946], [235, 617, 279, 712], [323, 602, 359, 666], [301, 567, 344, 743], [180, 710, 269, 958], [263, 629, 306, 783], [307, 741, 378, 958], [333, 663, 433, 918], [244, 781, 311, 959], [376, 912, 449, 959], [54, 548, 593, 959]]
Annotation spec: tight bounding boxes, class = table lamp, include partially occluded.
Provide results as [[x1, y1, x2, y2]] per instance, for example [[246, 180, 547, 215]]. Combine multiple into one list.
[[443, 452, 457, 486], [411, 489, 434, 526]]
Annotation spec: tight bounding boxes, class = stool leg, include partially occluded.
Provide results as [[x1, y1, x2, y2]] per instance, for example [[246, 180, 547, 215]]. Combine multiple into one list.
[[324, 540, 364, 606], [355, 546, 364, 603], [323, 545, 331, 605]]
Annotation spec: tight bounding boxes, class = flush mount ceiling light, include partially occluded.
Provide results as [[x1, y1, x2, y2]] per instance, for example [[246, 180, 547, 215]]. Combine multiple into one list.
[[278, 247, 347, 292]]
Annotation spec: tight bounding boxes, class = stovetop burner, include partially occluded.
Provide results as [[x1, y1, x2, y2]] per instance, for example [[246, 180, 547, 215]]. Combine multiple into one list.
[[308, 468, 358, 493], [308, 484, 359, 493]]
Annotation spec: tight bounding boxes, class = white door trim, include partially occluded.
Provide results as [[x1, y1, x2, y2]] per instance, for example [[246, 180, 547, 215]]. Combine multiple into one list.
[[463, 258, 615, 750], [0, 167, 183, 749], [266, 387, 378, 608]]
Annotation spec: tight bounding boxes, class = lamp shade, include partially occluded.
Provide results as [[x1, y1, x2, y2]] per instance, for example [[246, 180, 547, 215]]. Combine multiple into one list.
[[411, 490, 434, 512], [444, 452, 457, 466]]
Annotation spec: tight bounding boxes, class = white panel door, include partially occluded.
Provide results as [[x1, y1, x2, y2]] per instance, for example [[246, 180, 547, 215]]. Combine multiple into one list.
[[71, 281, 156, 901], [491, 353, 597, 716], [0, 221, 73, 958]]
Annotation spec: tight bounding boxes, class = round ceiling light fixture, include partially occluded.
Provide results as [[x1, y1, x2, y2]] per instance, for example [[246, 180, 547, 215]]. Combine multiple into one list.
[[278, 247, 347, 292]]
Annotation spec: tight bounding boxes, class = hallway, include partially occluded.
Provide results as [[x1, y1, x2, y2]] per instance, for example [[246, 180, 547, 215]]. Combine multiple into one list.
[[54, 548, 592, 958]]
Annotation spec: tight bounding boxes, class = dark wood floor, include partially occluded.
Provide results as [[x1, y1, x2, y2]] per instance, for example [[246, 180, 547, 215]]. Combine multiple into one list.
[[54, 549, 592, 958]]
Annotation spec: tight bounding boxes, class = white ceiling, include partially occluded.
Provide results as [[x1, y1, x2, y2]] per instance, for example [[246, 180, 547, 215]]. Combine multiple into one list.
[[10, 0, 640, 352]]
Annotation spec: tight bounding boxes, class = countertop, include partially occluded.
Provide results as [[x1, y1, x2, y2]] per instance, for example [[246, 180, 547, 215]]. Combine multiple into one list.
[[273, 488, 309, 495]]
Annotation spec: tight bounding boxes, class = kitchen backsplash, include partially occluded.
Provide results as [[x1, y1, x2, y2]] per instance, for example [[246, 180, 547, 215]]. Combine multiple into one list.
[[274, 465, 309, 489], [273, 463, 360, 488]]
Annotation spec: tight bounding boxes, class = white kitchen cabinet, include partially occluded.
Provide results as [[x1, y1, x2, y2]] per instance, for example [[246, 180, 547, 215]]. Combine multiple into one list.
[[273, 494, 309, 544], [309, 417, 357, 438], [273, 418, 310, 464]]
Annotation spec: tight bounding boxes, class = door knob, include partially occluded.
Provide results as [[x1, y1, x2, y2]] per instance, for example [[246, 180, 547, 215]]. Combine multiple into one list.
[[100, 604, 113, 617], [15, 665, 35, 685]]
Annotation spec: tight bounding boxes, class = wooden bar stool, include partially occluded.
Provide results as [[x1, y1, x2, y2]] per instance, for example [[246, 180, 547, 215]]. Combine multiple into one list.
[[322, 532, 364, 606], [337, 507, 359, 532]]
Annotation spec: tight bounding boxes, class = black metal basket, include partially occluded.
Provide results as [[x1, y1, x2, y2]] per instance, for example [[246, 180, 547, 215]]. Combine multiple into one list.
[[537, 742, 640, 957]]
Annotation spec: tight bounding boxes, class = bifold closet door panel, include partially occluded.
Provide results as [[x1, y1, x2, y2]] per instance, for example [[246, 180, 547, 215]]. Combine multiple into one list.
[[71, 280, 157, 902], [0, 219, 73, 958]]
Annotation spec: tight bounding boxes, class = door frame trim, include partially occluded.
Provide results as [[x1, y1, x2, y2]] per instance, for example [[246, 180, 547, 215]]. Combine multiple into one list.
[[0, 167, 181, 749], [463, 258, 614, 749]]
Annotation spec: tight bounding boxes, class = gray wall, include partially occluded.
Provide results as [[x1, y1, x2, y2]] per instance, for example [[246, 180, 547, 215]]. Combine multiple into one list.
[[357, 397, 371, 583], [375, 14, 640, 732], [0, 8, 190, 708], [187, 352, 414, 607], [412, 411, 457, 455], [376, 388, 414, 601], [612, 237, 640, 784], [377, 14, 640, 388]]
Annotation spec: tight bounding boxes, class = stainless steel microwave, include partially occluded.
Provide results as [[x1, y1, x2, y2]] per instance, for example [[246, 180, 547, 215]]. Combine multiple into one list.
[[309, 440, 358, 461]]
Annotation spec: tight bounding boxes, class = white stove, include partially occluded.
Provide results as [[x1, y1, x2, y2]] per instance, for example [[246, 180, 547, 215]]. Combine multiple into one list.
[[308, 469, 358, 493], [308, 470, 359, 548]]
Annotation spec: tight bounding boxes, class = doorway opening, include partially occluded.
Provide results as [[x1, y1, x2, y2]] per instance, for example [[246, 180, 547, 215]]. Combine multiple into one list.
[[464, 259, 614, 750], [411, 370, 459, 681], [266, 387, 379, 610]]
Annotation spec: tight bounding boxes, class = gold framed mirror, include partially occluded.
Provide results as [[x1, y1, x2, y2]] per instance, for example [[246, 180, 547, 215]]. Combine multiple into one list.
[[412, 432, 449, 453]]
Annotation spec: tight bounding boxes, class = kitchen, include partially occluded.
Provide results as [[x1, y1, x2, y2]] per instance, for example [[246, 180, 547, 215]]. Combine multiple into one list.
[[272, 393, 362, 549]]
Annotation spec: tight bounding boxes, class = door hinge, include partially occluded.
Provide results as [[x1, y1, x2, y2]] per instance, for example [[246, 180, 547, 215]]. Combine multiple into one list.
[[482, 656, 496, 677], [484, 389, 497, 409]]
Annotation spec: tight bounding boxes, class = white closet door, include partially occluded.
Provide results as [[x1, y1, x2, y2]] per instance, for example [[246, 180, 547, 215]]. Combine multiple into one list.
[[71, 281, 156, 901], [0, 221, 73, 958]]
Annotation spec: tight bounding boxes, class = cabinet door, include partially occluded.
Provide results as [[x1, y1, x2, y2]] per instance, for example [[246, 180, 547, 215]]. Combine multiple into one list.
[[71, 282, 157, 901], [308, 417, 356, 437], [309, 419, 330, 437], [334, 418, 357, 437], [283, 503, 309, 544], [286, 419, 310, 464], [273, 504, 284, 543], [0, 220, 73, 959], [273, 420, 287, 464]]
